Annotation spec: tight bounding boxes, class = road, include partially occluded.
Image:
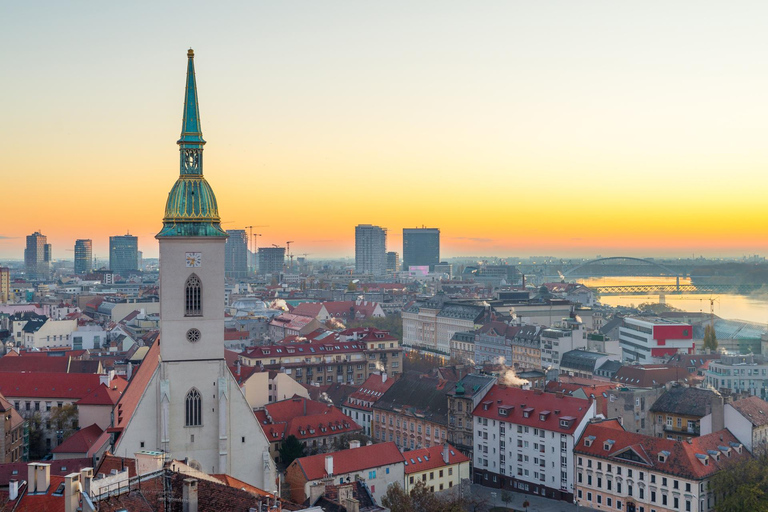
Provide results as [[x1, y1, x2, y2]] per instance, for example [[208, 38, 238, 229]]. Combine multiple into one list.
[[467, 484, 599, 512]]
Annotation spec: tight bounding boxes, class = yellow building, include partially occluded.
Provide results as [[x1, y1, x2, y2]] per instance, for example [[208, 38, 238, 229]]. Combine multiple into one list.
[[649, 386, 718, 440], [404, 443, 471, 493]]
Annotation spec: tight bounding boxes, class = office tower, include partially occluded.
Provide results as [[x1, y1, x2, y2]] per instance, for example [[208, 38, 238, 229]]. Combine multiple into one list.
[[258, 247, 285, 276], [74, 239, 93, 274], [0, 267, 9, 303], [402, 227, 440, 271], [109, 234, 139, 274], [355, 224, 387, 275], [225, 229, 249, 278], [387, 251, 400, 273], [24, 231, 51, 280]]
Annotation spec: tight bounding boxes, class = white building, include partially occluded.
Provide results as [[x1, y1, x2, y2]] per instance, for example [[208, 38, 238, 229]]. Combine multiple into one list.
[[540, 319, 586, 373], [724, 396, 768, 455], [472, 386, 596, 502], [705, 354, 768, 399], [110, 49, 275, 490], [402, 294, 487, 356], [619, 317, 694, 363], [355, 224, 387, 276]]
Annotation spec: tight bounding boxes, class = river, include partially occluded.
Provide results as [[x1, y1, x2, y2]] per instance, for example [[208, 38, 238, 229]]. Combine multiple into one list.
[[577, 276, 768, 325]]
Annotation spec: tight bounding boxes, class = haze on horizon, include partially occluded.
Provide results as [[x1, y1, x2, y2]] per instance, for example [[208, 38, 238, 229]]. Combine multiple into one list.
[[2, 1, 768, 261]]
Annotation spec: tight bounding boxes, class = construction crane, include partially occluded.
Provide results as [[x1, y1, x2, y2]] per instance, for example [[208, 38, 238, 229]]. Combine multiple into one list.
[[244, 225, 269, 272], [286, 241, 295, 272]]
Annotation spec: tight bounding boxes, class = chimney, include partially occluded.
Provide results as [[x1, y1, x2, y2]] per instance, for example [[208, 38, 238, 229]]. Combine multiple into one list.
[[340, 484, 360, 512], [80, 467, 94, 498], [349, 440, 361, 449], [36, 463, 51, 494], [126, 362, 133, 381], [236, 360, 241, 376], [64, 473, 81, 512], [9, 480, 18, 501], [325, 455, 334, 476], [442, 443, 450, 465], [183, 478, 199, 512], [28, 463, 37, 494], [381, 372, 387, 383], [99, 370, 114, 387], [308, 481, 326, 506]]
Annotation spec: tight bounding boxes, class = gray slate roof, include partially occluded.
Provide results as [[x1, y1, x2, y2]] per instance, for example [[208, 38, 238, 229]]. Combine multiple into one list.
[[648, 386, 716, 417]]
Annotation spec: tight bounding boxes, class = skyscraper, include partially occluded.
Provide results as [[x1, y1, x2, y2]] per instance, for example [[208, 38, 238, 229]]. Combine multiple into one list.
[[402, 227, 440, 271], [74, 239, 93, 274], [225, 229, 248, 278], [258, 247, 285, 276], [355, 224, 387, 275], [24, 231, 51, 280], [109, 234, 138, 274]]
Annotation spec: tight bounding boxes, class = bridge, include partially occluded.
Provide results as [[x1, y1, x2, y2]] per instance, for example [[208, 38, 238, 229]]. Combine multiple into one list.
[[596, 283, 764, 296], [563, 257, 679, 277]]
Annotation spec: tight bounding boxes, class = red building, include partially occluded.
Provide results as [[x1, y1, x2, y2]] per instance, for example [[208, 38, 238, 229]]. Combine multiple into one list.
[[619, 317, 694, 363]]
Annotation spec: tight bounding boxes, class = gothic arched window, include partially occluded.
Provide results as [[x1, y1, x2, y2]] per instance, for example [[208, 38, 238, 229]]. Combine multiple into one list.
[[185, 388, 202, 426], [185, 274, 202, 317]]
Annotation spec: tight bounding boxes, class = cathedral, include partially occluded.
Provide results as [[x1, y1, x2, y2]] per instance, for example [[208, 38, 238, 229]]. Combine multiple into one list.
[[110, 49, 275, 490]]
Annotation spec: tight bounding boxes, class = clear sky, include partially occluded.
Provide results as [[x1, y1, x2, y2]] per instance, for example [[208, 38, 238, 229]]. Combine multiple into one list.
[[2, 1, 768, 260]]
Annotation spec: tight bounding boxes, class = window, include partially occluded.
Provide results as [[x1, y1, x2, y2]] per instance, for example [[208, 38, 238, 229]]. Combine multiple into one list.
[[185, 274, 202, 316], [185, 388, 202, 426], [368, 470, 377, 479]]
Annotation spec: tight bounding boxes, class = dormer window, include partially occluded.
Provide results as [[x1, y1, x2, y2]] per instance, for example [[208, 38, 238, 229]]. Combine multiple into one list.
[[540, 411, 550, 421], [584, 436, 595, 447], [604, 440, 615, 451], [658, 451, 670, 463]]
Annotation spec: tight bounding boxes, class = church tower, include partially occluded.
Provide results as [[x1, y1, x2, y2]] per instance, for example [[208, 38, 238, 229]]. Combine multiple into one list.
[[113, 50, 275, 490]]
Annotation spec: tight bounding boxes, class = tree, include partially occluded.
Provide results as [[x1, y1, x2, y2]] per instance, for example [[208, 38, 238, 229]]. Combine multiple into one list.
[[381, 481, 487, 512], [709, 453, 768, 512], [637, 302, 681, 315], [501, 491, 513, 507], [703, 324, 719, 352], [27, 412, 45, 460], [278, 435, 306, 469]]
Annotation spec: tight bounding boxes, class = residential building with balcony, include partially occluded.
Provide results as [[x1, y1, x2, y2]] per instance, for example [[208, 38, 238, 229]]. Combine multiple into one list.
[[649, 386, 721, 440], [372, 373, 454, 451], [704, 353, 768, 399], [342, 372, 395, 436], [540, 320, 586, 374], [471, 386, 596, 502], [575, 419, 750, 512]]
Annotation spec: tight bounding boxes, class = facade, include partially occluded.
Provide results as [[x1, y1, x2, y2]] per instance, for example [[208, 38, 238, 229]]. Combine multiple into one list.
[[446, 374, 496, 458], [372, 374, 454, 451], [386, 251, 400, 273], [258, 247, 285, 275], [74, 239, 93, 274], [402, 294, 488, 356], [404, 443, 471, 493], [472, 386, 596, 502], [724, 396, 768, 455], [649, 386, 720, 440], [22, 318, 77, 349], [510, 325, 542, 369], [342, 372, 395, 436], [0, 267, 9, 304], [355, 224, 387, 276], [402, 227, 440, 271], [0, 395, 25, 463], [619, 317, 694, 363], [224, 229, 248, 278], [559, 349, 613, 380], [110, 50, 275, 490], [286, 442, 405, 503], [24, 231, 51, 281], [474, 321, 517, 365], [449, 330, 476, 363], [575, 419, 750, 512], [705, 353, 768, 399], [604, 387, 665, 436], [108, 234, 138, 274], [540, 320, 586, 373]]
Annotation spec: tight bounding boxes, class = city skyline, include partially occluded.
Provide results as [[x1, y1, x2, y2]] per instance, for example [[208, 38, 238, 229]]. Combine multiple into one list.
[[4, 2, 768, 259]]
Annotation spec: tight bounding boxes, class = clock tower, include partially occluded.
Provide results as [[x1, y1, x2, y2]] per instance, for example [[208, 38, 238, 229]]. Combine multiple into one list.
[[156, 48, 228, 362]]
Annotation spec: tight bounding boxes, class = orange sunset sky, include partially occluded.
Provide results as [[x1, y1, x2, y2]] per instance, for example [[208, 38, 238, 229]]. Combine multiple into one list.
[[3, 2, 768, 260]]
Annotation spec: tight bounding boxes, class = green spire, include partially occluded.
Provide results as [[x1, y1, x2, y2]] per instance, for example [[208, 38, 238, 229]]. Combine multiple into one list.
[[178, 49, 205, 147], [157, 49, 227, 239]]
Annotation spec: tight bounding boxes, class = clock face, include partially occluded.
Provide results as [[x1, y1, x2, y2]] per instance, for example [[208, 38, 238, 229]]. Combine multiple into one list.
[[186, 252, 202, 267]]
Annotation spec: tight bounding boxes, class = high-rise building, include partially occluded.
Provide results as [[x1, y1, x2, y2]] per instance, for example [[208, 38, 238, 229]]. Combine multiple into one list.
[[387, 251, 400, 273], [74, 239, 93, 274], [402, 227, 440, 271], [109, 234, 139, 274], [24, 231, 51, 280], [355, 224, 387, 275], [0, 267, 10, 303], [111, 49, 275, 489], [258, 247, 285, 276], [225, 229, 248, 278]]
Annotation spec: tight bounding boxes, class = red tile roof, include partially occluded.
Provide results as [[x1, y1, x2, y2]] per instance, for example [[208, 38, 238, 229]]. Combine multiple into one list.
[[472, 385, 593, 434], [294, 442, 405, 481], [612, 364, 689, 388], [403, 443, 469, 474], [97, 453, 137, 478], [77, 379, 127, 406], [257, 397, 361, 442], [0, 459, 91, 486], [52, 423, 104, 455], [11, 475, 66, 512], [576, 420, 751, 480], [241, 340, 365, 361], [729, 396, 768, 427], [0, 372, 101, 399], [112, 338, 160, 437], [0, 357, 70, 373], [344, 374, 395, 412], [290, 303, 325, 318]]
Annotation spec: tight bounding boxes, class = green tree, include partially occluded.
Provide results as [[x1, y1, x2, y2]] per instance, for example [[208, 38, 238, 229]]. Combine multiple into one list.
[[381, 481, 487, 512], [278, 435, 306, 469], [637, 302, 681, 315], [27, 412, 45, 460], [348, 312, 403, 341], [709, 453, 768, 512], [703, 324, 719, 352]]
